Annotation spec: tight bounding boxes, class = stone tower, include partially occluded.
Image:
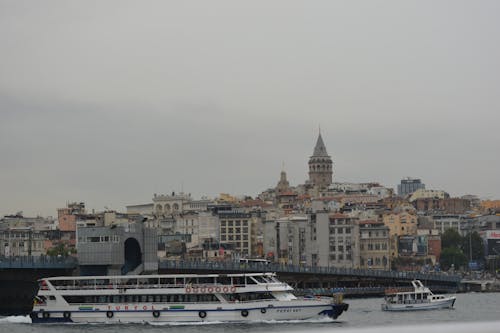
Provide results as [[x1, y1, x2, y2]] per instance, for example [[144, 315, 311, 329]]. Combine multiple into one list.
[[308, 132, 333, 188], [276, 168, 290, 196]]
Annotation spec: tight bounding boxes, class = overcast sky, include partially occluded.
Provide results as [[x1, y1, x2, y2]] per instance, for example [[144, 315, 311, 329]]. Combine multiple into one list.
[[1, 1, 499, 217]]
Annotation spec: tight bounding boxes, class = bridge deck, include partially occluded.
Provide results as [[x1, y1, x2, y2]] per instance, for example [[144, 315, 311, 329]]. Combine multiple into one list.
[[158, 260, 462, 284], [0, 256, 78, 269]]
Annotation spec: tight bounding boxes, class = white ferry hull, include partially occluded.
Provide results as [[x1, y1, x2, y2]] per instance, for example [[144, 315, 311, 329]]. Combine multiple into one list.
[[32, 301, 348, 323], [381, 297, 456, 311]]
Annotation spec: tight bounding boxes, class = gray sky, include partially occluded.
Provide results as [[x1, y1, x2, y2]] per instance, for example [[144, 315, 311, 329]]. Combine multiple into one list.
[[1, 1, 499, 217]]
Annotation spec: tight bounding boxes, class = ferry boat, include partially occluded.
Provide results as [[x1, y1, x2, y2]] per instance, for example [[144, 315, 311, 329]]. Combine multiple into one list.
[[30, 273, 348, 323], [381, 280, 456, 311]]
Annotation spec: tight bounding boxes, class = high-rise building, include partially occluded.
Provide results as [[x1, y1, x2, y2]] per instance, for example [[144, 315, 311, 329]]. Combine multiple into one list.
[[308, 132, 333, 188], [397, 177, 425, 197]]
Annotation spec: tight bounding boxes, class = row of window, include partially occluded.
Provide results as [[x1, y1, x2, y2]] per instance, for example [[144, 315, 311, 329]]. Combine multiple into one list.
[[329, 253, 352, 261], [329, 245, 352, 252], [61, 292, 275, 304], [220, 227, 249, 234], [220, 234, 249, 241], [328, 227, 351, 234], [78, 236, 120, 243], [360, 243, 388, 251], [220, 220, 249, 227], [63, 294, 219, 304]]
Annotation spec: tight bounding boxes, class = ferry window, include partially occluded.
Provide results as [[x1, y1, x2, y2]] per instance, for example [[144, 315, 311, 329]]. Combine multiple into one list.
[[198, 277, 214, 284], [217, 276, 231, 285], [148, 295, 154, 302], [140, 295, 148, 302], [232, 277, 245, 285], [246, 277, 257, 284], [148, 278, 159, 286], [112, 295, 121, 303], [126, 278, 137, 286], [49, 296, 56, 300], [160, 278, 175, 286]]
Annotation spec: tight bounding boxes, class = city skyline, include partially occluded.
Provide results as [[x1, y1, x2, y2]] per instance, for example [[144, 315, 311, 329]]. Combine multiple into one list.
[[1, 1, 499, 217]]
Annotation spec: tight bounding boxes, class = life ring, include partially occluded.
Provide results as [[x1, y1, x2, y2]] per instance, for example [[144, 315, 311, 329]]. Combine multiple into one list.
[[152, 311, 160, 318], [260, 308, 266, 314], [106, 311, 114, 318], [241, 310, 249, 317], [42, 311, 50, 319], [198, 311, 207, 319], [63, 311, 71, 319]]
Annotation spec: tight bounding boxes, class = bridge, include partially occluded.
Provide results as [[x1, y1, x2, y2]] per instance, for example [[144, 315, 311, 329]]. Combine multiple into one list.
[[0, 256, 78, 316], [0, 255, 78, 269], [158, 260, 462, 295]]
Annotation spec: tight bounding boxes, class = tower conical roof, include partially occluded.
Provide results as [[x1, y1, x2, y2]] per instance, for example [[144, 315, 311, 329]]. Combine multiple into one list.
[[312, 133, 329, 157]]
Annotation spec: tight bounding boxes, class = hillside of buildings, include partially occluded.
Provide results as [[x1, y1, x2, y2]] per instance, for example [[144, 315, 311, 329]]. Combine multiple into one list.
[[2, 134, 500, 276]]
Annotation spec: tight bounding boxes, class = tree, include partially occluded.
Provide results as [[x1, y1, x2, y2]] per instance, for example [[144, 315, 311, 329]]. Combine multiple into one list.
[[46, 243, 76, 257], [441, 228, 462, 249], [461, 231, 485, 261], [440, 247, 467, 270]]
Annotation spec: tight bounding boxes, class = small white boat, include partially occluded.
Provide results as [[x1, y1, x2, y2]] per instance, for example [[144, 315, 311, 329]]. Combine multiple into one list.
[[30, 272, 348, 323], [381, 280, 456, 311]]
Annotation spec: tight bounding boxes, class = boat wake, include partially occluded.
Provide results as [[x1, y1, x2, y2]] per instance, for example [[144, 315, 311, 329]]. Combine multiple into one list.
[[0, 316, 31, 324]]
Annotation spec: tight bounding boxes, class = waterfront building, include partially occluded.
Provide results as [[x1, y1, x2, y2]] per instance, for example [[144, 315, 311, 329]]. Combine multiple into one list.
[[397, 177, 425, 197], [0, 227, 46, 257], [431, 214, 465, 235], [358, 220, 390, 270], [263, 215, 310, 265], [409, 189, 449, 202], [218, 211, 253, 257], [413, 197, 471, 214], [314, 212, 360, 268], [77, 222, 157, 275], [126, 203, 154, 216], [382, 210, 418, 258]]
